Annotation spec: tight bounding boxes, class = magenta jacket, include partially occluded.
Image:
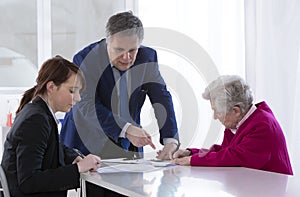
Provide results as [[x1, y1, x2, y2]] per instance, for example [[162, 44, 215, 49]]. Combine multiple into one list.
[[189, 101, 293, 175]]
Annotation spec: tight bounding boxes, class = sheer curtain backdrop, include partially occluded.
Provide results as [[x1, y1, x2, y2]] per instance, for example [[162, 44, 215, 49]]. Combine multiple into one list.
[[138, 0, 245, 155], [138, 0, 300, 171], [245, 0, 300, 173]]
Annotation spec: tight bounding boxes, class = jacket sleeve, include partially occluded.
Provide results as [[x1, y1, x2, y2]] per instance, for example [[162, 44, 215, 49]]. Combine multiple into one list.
[[94, 94, 126, 141], [63, 144, 79, 164], [143, 50, 179, 144], [190, 123, 273, 169], [16, 114, 80, 194]]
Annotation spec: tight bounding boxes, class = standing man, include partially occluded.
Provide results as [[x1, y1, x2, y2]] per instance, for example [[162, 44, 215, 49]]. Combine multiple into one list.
[[60, 11, 179, 160]]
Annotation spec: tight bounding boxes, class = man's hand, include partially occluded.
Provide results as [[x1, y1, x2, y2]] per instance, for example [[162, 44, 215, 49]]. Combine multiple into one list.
[[126, 125, 156, 149], [156, 143, 178, 160]]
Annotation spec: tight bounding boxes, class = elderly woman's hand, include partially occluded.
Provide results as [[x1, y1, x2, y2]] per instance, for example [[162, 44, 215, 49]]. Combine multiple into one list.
[[171, 156, 191, 166], [172, 149, 191, 159]]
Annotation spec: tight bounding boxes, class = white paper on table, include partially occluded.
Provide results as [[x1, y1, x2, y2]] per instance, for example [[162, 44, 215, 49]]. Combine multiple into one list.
[[97, 163, 158, 173], [101, 158, 175, 167], [146, 159, 176, 167], [101, 158, 139, 164], [97, 159, 176, 173]]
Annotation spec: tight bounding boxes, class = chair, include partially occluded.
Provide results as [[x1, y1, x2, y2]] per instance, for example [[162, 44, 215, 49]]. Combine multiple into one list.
[[0, 165, 10, 197]]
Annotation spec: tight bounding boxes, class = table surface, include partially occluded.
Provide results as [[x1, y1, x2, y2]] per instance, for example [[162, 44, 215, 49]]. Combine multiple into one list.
[[80, 165, 300, 197]]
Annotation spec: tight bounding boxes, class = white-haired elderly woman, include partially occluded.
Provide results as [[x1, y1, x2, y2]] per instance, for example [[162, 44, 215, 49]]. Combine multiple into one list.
[[172, 75, 293, 175]]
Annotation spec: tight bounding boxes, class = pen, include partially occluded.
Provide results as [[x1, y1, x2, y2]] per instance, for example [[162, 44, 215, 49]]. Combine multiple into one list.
[[73, 148, 85, 158], [73, 148, 101, 166]]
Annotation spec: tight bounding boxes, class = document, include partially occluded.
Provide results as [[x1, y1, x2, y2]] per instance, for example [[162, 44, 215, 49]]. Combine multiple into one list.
[[147, 159, 175, 167], [97, 158, 175, 173], [101, 158, 174, 166], [101, 158, 140, 164], [97, 163, 158, 173]]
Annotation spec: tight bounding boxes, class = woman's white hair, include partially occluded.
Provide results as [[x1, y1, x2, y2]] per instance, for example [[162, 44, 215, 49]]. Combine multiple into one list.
[[202, 75, 253, 113]]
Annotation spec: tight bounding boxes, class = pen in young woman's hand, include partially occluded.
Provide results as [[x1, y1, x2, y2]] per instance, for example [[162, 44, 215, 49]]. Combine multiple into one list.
[[73, 148, 101, 166], [73, 148, 85, 158]]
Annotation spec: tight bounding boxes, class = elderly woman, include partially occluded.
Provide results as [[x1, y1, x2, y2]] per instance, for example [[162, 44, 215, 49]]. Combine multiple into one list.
[[172, 75, 293, 175]]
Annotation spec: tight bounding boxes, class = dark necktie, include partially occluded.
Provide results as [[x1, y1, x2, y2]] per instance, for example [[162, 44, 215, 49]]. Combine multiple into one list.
[[119, 70, 130, 150]]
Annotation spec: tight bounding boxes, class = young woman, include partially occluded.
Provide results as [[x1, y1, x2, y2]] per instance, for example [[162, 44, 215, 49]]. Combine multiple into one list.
[[1, 56, 102, 196]]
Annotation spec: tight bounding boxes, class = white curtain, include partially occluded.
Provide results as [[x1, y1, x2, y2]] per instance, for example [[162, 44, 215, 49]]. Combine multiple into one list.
[[138, 0, 245, 154], [245, 0, 300, 173], [137, 0, 300, 167]]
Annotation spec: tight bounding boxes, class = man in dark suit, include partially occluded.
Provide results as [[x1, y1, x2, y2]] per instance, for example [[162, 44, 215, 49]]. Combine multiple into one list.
[[60, 11, 179, 160]]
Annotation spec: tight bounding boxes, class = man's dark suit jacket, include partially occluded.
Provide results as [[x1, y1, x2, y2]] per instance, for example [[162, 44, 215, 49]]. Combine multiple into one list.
[[60, 39, 178, 157], [1, 97, 79, 197]]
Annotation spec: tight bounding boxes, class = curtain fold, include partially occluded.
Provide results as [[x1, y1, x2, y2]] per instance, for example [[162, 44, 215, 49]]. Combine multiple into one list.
[[244, 0, 300, 172]]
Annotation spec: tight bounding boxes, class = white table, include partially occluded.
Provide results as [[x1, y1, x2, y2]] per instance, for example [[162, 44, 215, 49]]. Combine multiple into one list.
[[80, 165, 299, 197]]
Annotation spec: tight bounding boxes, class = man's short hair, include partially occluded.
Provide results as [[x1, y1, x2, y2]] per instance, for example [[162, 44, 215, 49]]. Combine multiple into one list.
[[105, 11, 144, 41]]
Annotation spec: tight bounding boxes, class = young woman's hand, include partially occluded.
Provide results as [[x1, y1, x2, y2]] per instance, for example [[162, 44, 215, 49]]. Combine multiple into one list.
[[76, 154, 102, 173], [72, 156, 83, 164]]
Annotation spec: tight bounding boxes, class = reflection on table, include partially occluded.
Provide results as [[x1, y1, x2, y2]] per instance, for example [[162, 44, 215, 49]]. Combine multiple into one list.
[[81, 165, 299, 197]]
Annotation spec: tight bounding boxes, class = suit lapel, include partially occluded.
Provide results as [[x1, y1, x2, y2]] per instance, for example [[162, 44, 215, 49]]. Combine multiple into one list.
[[32, 97, 65, 166]]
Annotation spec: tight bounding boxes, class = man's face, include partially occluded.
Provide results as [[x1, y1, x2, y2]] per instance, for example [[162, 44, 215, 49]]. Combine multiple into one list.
[[107, 33, 141, 71]]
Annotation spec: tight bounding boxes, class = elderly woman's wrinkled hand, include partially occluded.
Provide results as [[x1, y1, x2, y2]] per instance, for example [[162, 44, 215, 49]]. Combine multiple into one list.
[[172, 149, 191, 159], [171, 156, 191, 166]]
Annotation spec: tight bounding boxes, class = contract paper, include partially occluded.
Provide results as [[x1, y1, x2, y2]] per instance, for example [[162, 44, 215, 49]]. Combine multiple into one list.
[[97, 158, 175, 173]]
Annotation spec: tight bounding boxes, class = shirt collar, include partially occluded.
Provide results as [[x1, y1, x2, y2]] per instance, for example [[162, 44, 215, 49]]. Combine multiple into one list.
[[38, 96, 60, 125], [230, 104, 257, 134]]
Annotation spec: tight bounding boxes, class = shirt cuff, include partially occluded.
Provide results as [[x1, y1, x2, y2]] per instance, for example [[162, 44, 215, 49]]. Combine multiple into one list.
[[163, 138, 178, 145], [119, 122, 131, 138]]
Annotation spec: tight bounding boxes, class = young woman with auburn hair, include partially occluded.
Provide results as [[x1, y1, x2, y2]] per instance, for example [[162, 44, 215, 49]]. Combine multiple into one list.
[[1, 56, 102, 197]]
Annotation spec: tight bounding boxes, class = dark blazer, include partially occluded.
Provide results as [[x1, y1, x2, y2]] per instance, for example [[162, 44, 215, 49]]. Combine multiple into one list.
[[60, 39, 178, 157], [1, 97, 80, 197]]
